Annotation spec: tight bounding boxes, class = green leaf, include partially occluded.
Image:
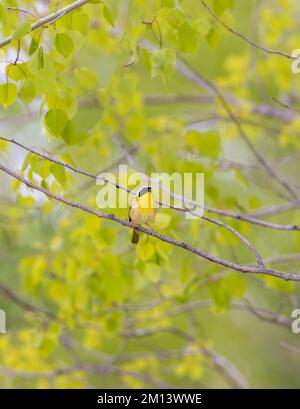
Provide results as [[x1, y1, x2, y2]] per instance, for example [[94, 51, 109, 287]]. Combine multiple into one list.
[[17, 195, 35, 208], [59, 152, 76, 167], [51, 164, 66, 186], [101, 227, 116, 245], [0, 5, 4, 20], [166, 8, 185, 29], [20, 80, 36, 104], [6, 63, 30, 81], [144, 263, 161, 283], [178, 22, 198, 53], [235, 169, 248, 186], [103, 4, 114, 28], [151, 48, 176, 79], [0, 83, 18, 108], [61, 120, 87, 145], [248, 196, 261, 209], [41, 179, 49, 190], [206, 27, 220, 48], [48, 281, 69, 302], [141, 47, 151, 71], [45, 109, 68, 137], [0, 139, 8, 151], [55, 33, 73, 58], [12, 20, 31, 41]]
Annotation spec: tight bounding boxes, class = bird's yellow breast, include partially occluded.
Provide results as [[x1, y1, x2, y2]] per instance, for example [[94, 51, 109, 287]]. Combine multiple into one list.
[[130, 192, 156, 225]]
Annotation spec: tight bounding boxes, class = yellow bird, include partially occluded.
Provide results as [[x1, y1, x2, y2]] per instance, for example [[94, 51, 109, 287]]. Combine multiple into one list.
[[129, 185, 156, 244]]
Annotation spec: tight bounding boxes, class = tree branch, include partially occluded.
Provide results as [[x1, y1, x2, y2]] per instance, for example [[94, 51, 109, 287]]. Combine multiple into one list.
[[0, 163, 299, 281], [0, 135, 265, 267], [0, 282, 54, 319], [0, 0, 91, 49], [2, 134, 299, 233], [122, 326, 249, 389], [0, 363, 170, 388]]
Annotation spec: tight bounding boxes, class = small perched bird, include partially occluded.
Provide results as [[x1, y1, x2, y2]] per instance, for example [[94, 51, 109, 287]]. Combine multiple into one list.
[[129, 185, 156, 244]]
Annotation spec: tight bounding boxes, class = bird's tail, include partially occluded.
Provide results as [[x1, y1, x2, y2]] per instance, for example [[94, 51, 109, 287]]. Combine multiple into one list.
[[132, 229, 139, 244]]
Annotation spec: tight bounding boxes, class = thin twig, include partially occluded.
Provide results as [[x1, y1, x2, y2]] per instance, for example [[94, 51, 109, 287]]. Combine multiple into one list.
[[0, 0, 90, 49], [272, 97, 300, 114], [0, 163, 299, 281], [249, 200, 300, 218], [7, 6, 38, 20], [200, 1, 296, 60]]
